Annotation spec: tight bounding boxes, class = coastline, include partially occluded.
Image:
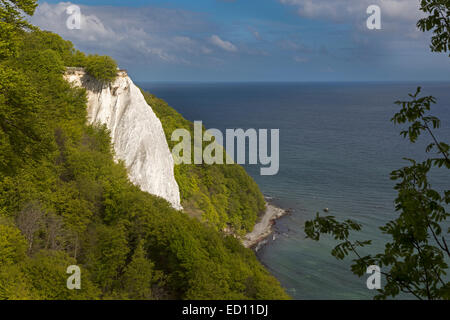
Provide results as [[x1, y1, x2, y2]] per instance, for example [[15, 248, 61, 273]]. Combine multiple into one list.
[[242, 201, 287, 249]]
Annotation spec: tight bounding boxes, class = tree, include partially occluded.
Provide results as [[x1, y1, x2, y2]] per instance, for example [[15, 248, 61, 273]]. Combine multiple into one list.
[[0, 66, 49, 176], [20, 250, 100, 299], [305, 1, 450, 300], [84, 54, 118, 83], [417, 0, 450, 55], [91, 223, 129, 293], [0, 0, 37, 59], [0, 264, 35, 299], [122, 240, 155, 300], [0, 223, 27, 266], [15, 201, 44, 254]]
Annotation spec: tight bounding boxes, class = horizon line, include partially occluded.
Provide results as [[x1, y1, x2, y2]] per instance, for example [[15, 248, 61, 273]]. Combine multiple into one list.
[[135, 80, 450, 84]]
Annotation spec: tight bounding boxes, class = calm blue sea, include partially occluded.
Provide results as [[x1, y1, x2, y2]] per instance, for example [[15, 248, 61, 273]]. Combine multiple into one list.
[[139, 82, 450, 300]]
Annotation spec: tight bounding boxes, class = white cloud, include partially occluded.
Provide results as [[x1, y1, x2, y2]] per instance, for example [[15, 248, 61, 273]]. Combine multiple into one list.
[[30, 2, 220, 65], [33, 3, 118, 43], [279, 0, 422, 22], [210, 35, 238, 52], [278, 0, 432, 63], [27, 1, 443, 81]]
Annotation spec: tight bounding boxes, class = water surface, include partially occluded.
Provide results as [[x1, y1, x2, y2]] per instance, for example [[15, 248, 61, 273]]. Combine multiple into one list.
[[139, 81, 450, 299]]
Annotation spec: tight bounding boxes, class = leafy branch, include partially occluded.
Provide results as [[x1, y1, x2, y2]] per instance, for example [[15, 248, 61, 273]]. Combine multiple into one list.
[[305, 87, 450, 300]]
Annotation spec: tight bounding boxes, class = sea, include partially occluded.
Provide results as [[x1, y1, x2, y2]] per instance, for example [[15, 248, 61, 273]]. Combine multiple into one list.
[[138, 81, 450, 299]]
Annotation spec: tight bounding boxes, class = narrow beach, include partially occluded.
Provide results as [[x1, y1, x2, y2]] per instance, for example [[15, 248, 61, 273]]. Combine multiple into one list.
[[243, 203, 286, 248]]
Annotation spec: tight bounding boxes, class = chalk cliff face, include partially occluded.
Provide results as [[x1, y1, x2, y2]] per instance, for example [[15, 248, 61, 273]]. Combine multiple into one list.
[[64, 68, 182, 210]]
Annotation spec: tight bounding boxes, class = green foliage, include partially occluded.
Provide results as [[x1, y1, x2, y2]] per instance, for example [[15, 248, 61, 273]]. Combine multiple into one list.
[[0, 24, 287, 300], [121, 240, 156, 299], [0, 0, 37, 59], [90, 224, 129, 292], [19, 250, 100, 299], [305, 2, 450, 300], [143, 91, 266, 235], [0, 223, 27, 266], [18, 30, 87, 67], [15, 30, 118, 82], [0, 65, 50, 175], [84, 54, 118, 83], [0, 249, 99, 300], [417, 0, 450, 55], [305, 215, 371, 260]]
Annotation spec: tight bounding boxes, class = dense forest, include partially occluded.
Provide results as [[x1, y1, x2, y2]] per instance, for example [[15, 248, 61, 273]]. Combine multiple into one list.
[[0, 1, 288, 300]]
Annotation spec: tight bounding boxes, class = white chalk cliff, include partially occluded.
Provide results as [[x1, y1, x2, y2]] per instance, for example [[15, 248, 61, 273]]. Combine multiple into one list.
[[64, 68, 182, 210]]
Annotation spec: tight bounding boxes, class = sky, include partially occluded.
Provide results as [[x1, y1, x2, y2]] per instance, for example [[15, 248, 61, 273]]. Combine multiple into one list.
[[30, 0, 450, 82]]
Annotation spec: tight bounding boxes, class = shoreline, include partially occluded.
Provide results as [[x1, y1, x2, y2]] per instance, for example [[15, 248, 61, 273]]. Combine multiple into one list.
[[242, 201, 287, 249]]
